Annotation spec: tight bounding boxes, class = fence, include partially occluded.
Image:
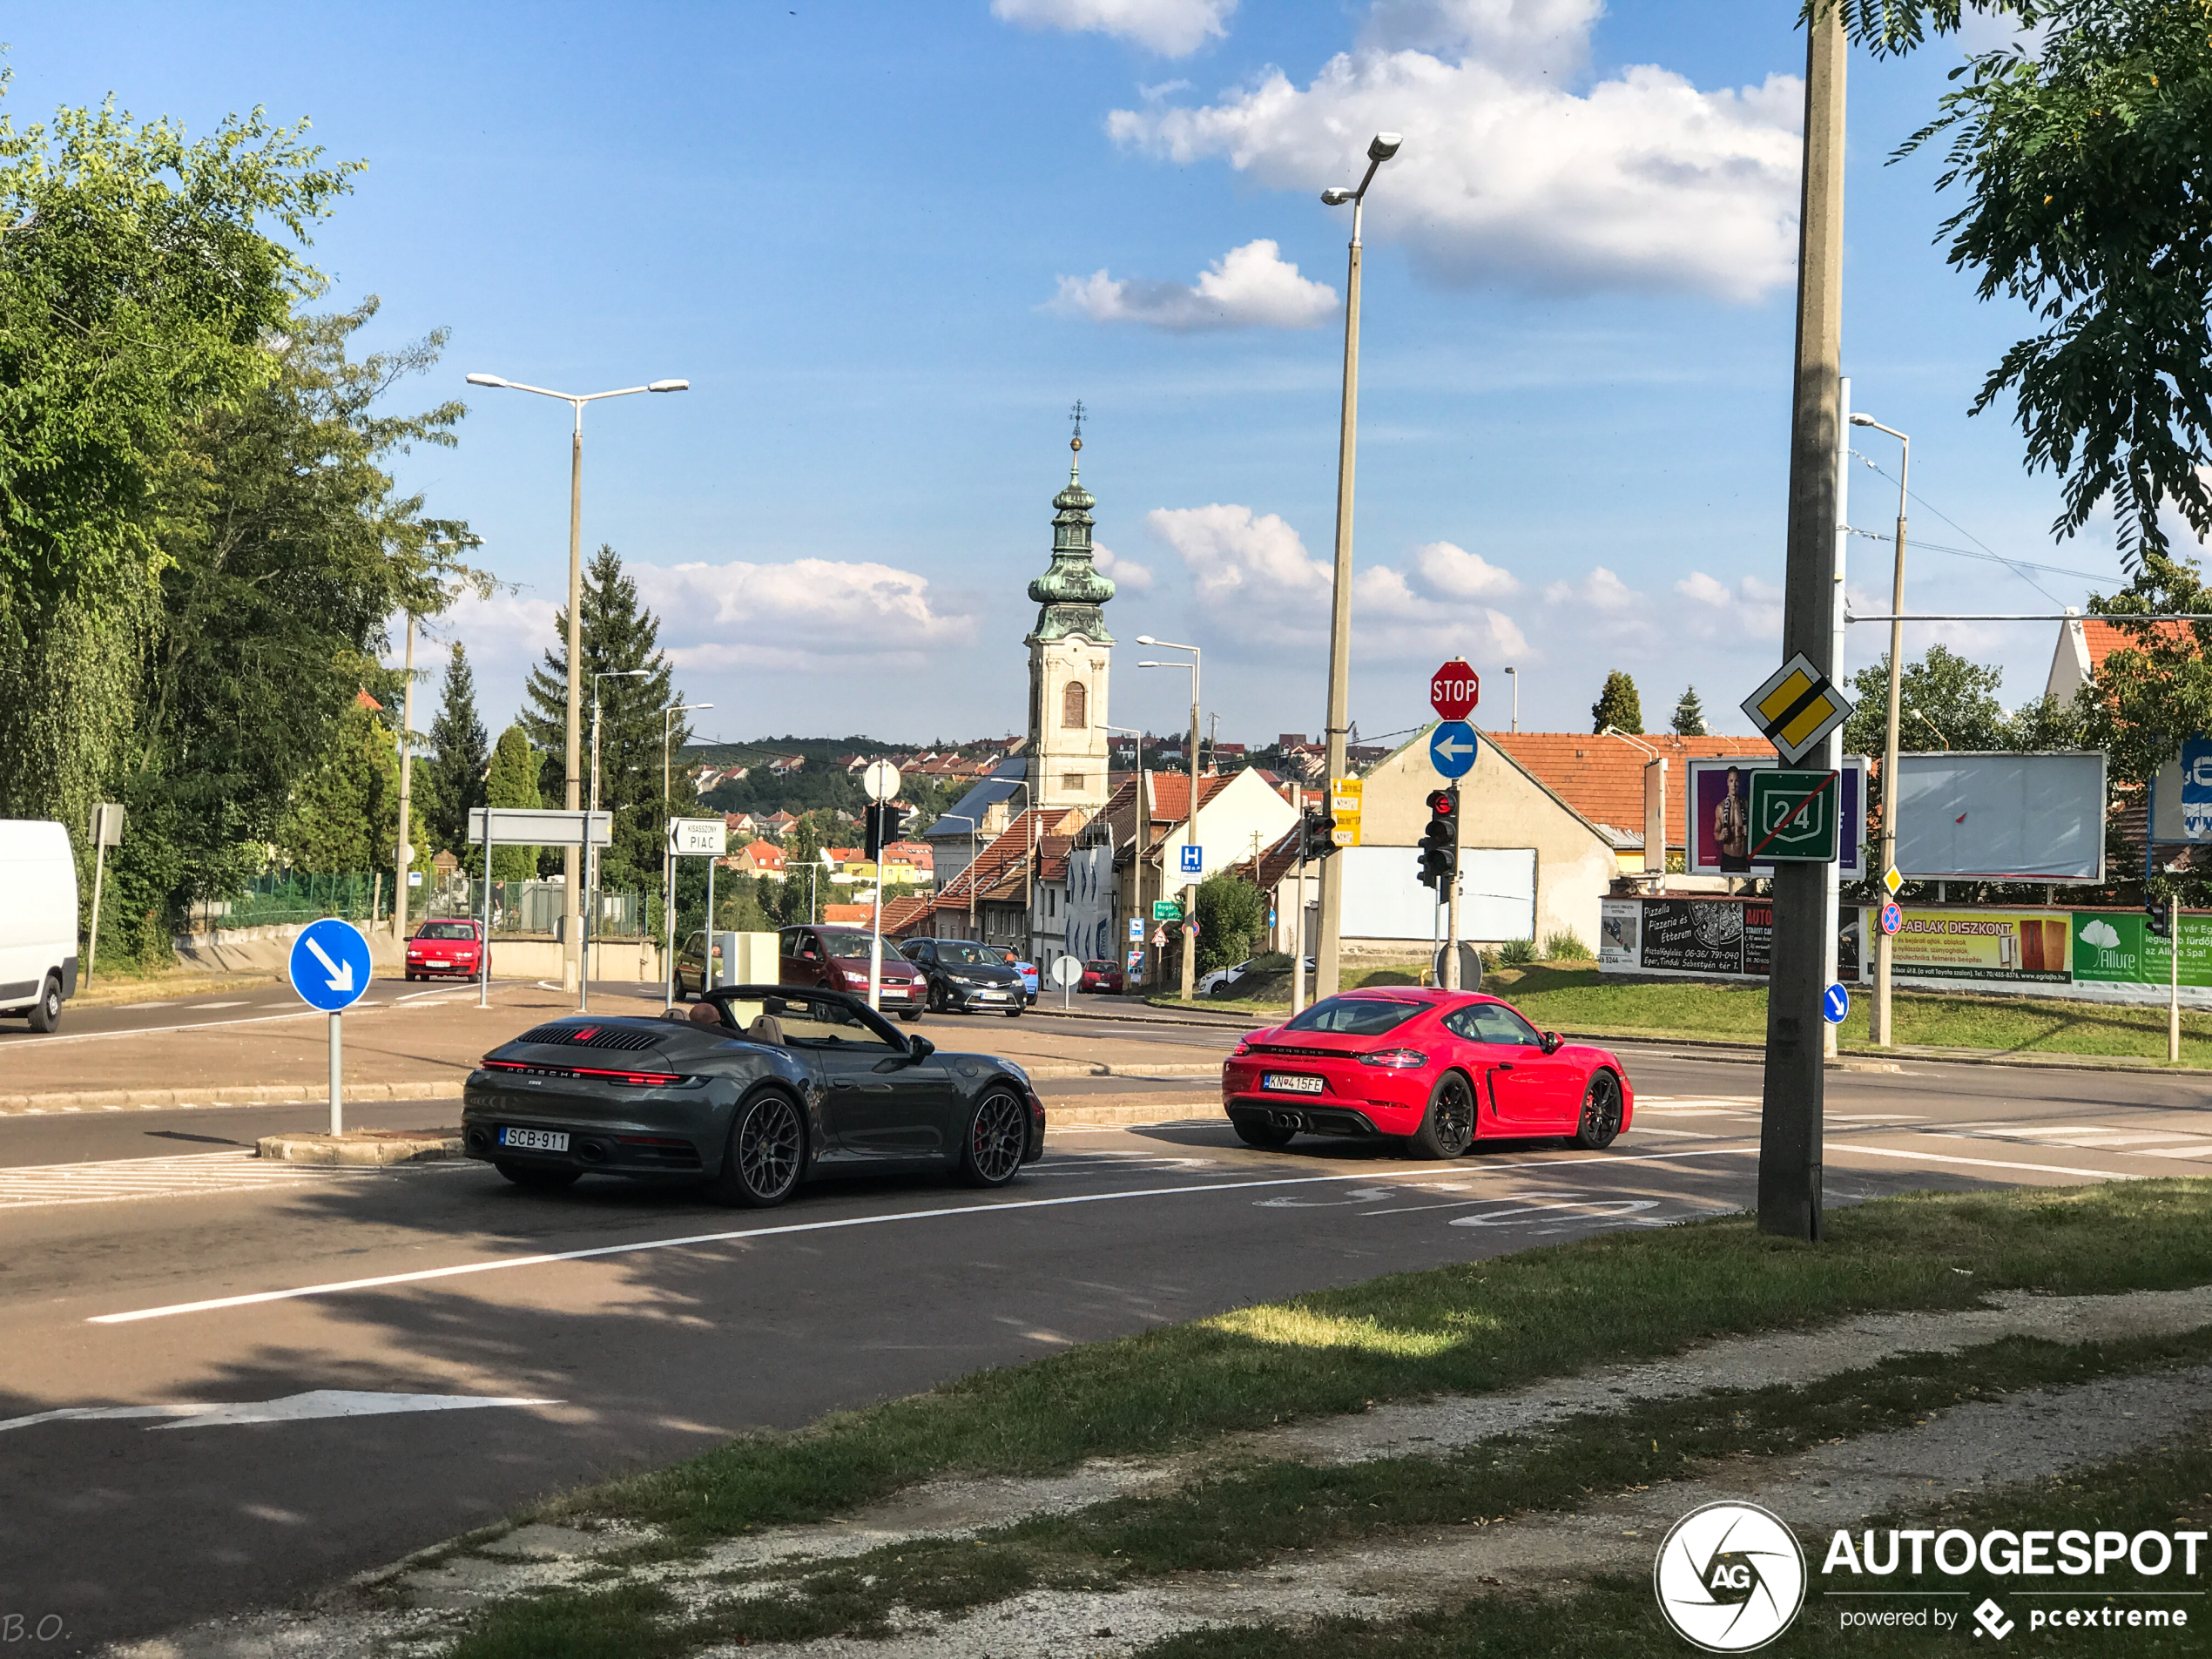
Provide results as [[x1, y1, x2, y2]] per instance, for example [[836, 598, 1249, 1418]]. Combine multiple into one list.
[[421, 878, 645, 939], [191, 872, 644, 939], [205, 871, 380, 930]]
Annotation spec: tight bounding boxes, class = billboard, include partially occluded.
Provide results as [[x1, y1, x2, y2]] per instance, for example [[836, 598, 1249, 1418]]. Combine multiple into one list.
[[1892, 752, 2105, 881], [1890, 908, 2071, 985], [1688, 757, 1868, 879], [2074, 911, 2212, 989], [2149, 737, 2212, 842], [1338, 846, 1535, 941], [1599, 895, 1861, 981]]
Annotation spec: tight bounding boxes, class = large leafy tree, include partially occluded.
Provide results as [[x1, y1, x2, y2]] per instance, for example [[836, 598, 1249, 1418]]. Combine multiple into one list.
[[523, 544, 691, 891], [1840, 644, 2014, 754], [425, 642, 489, 868], [1831, 1, 2212, 566]]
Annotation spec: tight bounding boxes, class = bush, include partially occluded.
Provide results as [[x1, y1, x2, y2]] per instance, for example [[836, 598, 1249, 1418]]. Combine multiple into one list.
[[1543, 929, 1593, 961], [1498, 938, 1538, 967], [1192, 873, 1266, 974]]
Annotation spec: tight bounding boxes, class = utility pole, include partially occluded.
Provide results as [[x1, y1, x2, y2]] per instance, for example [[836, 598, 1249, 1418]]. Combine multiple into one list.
[[1758, 3, 1847, 1244], [393, 612, 416, 948], [1824, 376, 1850, 1062], [1183, 667, 1201, 1001]]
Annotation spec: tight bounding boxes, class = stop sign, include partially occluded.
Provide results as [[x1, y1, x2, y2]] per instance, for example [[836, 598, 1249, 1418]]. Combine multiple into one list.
[[1430, 658, 1480, 720]]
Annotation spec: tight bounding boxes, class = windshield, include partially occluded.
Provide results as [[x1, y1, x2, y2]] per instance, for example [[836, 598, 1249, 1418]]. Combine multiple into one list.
[[934, 941, 999, 968], [823, 933, 907, 962], [715, 991, 901, 1052], [1284, 995, 1426, 1036], [416, 922, 475, 941]]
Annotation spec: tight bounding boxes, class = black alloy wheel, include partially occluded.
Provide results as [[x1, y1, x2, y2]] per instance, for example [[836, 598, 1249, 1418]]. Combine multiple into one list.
[[1573, 1070, 1624, 1150], [957, 1089, 1028, 1187], [1231, 1114, 1297, 1150], [1408, 1071, 1477, 1160], [494, 1159, 582, 1190], [714, 1089, 806, 1206]]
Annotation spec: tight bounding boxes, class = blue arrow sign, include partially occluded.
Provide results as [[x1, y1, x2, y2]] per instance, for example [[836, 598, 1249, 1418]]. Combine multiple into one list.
[[1822, 982, 1851, 1025], [1180, 844, 1204, 876], [1429, 720, 1479, 779], [288, 917, 372, 1013]]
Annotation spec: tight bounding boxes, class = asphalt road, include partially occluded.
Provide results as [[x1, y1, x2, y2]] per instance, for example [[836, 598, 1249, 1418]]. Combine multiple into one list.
[[4, 1048, 2210, 1652]]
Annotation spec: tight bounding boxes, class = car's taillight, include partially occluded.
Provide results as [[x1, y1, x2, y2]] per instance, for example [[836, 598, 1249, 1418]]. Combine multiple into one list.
[[478, 1058, 685, 1086], [1232, 1038, 1252, 1056], [1359, 1048, 1429, 1069]]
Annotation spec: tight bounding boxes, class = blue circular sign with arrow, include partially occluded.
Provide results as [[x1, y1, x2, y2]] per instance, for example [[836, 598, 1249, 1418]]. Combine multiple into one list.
[[1822, 982, 1851, 1025], [1429, 720, 1479, 779], [288, 917, 372, 1013]]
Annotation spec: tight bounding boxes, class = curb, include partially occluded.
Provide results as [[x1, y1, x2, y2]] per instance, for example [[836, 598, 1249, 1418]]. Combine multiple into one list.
[[258, 1131, 464, 1165], [0, 1079, 467, 1116], [1048, 1102, 1218, 1127], [1022, 1061, 1221, 1081]]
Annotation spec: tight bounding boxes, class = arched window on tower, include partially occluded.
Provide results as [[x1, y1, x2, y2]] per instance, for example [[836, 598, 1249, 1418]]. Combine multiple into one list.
[[1062, 680, 1088, 730]]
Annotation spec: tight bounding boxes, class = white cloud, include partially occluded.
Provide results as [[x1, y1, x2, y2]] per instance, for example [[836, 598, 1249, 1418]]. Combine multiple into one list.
[[1093, 541, 1156, 591], [631, 558, 980, 671], [993, 0, 1237, 57], [1544, 565, 1641, 610], [1413, 539, 1519, 599], [1675, 569, 1783, 637], [1050, 239, 1337, 330], [1147, 502, 1325, 604], [1107, 3, 1804, 300]]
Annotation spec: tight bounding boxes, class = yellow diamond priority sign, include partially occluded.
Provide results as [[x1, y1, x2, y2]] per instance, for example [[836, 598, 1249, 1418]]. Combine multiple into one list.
[[1884, 865, 1903, 897], [1741, 652, 1856, 764]]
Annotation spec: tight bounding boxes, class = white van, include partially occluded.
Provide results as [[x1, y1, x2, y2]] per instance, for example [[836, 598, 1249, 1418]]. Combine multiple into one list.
[[0, 820, 80, 1032]]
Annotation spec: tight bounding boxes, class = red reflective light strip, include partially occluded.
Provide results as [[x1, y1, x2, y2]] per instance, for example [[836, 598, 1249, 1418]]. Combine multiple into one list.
[[477, 1058, 684, 1086]]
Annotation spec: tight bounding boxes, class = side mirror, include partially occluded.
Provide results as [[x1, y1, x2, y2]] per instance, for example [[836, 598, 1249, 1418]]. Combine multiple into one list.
[[1541, 1031, 1564, 1055], [907, 1035, 935, 1062]]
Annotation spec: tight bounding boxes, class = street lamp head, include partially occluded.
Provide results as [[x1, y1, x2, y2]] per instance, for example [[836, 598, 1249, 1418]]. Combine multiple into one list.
[[1136, 661, 1168, 669], [648, 379, 690, 393], [1320, 187, 1354, 206], [1136, 635, 1159, 646], [1367, 132, 1402, 162], [1849, 413, 1876, 427], [465, 373, 509, 388]]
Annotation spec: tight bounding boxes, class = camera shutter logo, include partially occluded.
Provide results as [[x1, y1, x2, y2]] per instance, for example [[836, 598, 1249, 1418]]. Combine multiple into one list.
[[1653, 1501, 1806, 1652]]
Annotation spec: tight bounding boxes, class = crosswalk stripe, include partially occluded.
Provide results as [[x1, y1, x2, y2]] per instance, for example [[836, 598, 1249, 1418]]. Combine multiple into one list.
[[0, 1152, 376, 1210]]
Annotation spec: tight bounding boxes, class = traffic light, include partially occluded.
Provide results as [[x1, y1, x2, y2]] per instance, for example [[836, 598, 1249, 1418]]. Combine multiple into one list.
[[1417, 789, 1457, 891], [865, 801, 906, 860], [1300, 807, 1339, 860], [2148, 893, 2172, 940]]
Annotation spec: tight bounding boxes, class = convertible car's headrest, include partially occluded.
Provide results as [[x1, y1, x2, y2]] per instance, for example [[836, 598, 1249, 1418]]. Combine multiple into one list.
[[746, 1014, 786, 1047]]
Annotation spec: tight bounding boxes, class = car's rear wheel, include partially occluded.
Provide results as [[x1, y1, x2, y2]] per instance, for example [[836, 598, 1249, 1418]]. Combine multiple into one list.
[[711, 1088, 806, 1207], [1407, 1072, 1476, 1160], [26, 974, 62, 1034], [1572, 1069, 1624, 1150], [957, 1089, 1028, 1187], [927, 981, 947, 1014], [671, 972, 688, 1003], [1231, 1113, 1297, 1150], [494, 1160, 581, 1190]]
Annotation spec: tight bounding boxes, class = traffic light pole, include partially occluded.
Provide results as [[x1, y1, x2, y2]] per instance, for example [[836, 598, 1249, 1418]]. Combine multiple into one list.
[[1444, 784, 1462, 990], [2171, 893, 2182, 1064]]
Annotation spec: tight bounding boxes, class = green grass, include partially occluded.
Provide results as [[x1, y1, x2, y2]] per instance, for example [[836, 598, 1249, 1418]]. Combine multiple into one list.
[[523, 1181, 2212, 1551]]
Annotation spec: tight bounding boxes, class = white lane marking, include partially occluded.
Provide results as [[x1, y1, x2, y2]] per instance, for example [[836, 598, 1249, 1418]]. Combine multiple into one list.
[[0, 1391, 558, 1433], [112, 1001, 179, 1010], [90, 1146, 1763, 1325], [0, 1151, 372, 1210], [187, 1000, 252, 1009], [1831, 1143, 2142, 1181]]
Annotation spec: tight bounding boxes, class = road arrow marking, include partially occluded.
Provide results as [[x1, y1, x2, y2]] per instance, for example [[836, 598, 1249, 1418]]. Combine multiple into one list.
[[305, 934, 354, 994]]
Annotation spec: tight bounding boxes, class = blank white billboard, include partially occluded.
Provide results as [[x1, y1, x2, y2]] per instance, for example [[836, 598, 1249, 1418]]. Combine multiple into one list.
[[1339, 846, 1537, 942], [1893, 752, 2105, 881]]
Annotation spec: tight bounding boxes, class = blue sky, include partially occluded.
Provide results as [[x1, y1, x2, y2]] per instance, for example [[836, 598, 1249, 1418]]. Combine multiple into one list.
[[17, 1, 2131, 746]]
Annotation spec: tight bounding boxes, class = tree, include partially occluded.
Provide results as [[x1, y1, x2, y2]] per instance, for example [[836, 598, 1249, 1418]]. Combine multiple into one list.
[[1193, 872, 1265, 974], [426, 643, 489, 868], [2079, 557, 2212, 784], [1835, 1, 2212, 567], [522, 544, 689, 892], [1840, 644, 2013, 757], [1591, 671, 1643, 734], [483, 725, 542, 883], [1670, 686, 1708, 736], [277, 698, 419, 877]]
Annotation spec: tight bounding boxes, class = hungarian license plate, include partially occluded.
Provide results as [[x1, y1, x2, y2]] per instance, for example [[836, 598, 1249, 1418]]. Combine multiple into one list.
[[424, 960, 449, 968], [497, 1126, 569, 1151], [979, 988, 1007, 1001], [1263, 1073, 1324, 1095]]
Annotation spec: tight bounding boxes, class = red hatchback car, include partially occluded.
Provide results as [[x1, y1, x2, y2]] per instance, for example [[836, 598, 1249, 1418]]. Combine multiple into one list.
[[1221, 988, 1632, 1157], [1078, 958, 1125, 995], [405, 919, 483, 981]]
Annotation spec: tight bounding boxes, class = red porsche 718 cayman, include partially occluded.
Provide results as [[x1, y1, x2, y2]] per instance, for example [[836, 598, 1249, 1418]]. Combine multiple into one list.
[[1220, 988, 1633, 1158]]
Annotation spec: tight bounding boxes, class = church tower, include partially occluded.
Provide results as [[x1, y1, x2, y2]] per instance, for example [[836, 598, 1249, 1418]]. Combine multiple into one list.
[[1026, 406, 1114, 813]]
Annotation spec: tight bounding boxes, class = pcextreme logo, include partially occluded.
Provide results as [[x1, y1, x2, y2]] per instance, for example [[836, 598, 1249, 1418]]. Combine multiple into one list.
[[1654, 1501, 1808, 1653]]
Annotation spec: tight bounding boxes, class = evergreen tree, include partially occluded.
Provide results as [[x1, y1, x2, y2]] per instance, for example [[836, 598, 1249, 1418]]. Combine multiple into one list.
[[426, 643, 489, 868], [522, 544, 691, 891], [483, 724, 542, 882], [1670, 686, 1708, 737], [277, 698, 423, 877], [1591, 671, 1643, 734]]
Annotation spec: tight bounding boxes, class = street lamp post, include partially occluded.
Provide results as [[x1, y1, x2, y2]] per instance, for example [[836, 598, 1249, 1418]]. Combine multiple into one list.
[[1314, 132, 1401, 1001], [466, 369, 688, 994], [659, 699, 713, 1008], [1137, 637, 1203, 1001], [582, 668, 649, 1013], [1850, 413, 1909, 1049], [1101, 724, 1149, 988], [1502, 665, 1519, 734], [393, 610, 419, 948]]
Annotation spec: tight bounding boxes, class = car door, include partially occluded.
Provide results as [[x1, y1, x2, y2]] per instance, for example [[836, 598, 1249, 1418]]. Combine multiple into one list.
[[777, 993, 955, 1157], [785, 929, 830, 988], [1446, 1002, 1573, 1134], [906, 940, 941, 1001]]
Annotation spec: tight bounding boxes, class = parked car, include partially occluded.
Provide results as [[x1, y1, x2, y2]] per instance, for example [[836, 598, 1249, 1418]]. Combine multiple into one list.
[[1220, 988, 1632, 1158], [985, 944, 1039, 1002], [1197, 955, 1314, 997], [0, 819, 78, 1032], [778, 924, 927, 1021], [1078, 958, 1125, 995], [405, 919, 484, 981], [462, 985, 1046, 1205], [671, 930, 718, 1001], [901, 937, 1028, 1016]]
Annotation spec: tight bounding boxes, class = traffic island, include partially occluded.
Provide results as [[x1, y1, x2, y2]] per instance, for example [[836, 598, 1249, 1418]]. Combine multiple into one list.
[[256, 1128, 462, 1165]]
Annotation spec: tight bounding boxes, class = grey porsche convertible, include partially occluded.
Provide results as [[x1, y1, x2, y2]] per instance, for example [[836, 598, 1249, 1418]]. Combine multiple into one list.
[[461, 985, 1046, 1206]]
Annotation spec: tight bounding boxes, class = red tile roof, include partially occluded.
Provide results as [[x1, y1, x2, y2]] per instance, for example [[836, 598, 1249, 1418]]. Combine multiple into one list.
[[2080, 617, 2195, 678], [1486, 732, 1776, 852]]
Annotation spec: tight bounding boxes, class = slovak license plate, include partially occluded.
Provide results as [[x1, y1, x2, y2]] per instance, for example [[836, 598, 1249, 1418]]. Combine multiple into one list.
[[498, 1126, 569, 1151], [1263, 1073, 1323, 1095]]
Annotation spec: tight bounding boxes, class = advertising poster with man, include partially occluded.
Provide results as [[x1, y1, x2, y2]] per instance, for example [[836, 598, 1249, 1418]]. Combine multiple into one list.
[[1688, 757, 1868, 878]]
